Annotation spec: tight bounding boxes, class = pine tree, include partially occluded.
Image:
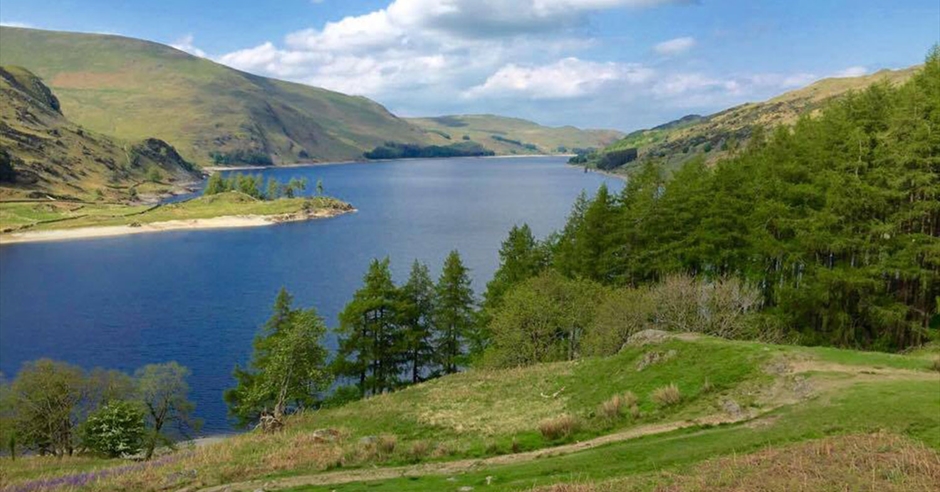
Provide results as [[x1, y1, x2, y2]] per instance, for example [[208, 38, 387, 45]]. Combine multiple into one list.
[[434, 251, 475, 374], [484, 224, 547, 311], [266, 177, 281, 200], [398, 260, 436, 383], [204, 173, 225, 196], [334, 258, 403, 395]]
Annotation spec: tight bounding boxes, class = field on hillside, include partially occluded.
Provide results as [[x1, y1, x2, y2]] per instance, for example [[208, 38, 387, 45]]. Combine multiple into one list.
[[3, 334, 936, 491], [409, 115, 623, 156]]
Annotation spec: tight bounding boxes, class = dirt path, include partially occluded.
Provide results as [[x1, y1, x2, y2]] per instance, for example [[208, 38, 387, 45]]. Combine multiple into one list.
[[194, 412, 755, 492], [194, 358, 938, 492]]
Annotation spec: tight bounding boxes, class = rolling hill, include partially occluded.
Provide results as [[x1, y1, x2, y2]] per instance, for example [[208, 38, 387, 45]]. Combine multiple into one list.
[[595, 65, 920, 171], [0, 27, 430, 167], [408, 114, 624, 155], [0, 65, 199, 201], [5, 334, 938, 490]]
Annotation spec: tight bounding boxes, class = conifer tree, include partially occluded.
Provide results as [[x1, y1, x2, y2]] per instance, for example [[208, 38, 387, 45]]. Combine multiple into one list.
[[433, 251, 475, 374], [334, 258, 403, 395], [398, 260, 436, 383]]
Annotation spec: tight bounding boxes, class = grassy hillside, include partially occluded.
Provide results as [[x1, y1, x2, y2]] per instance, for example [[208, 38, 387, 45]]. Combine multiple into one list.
[[597, 66, 919, 172], [409, 114, 623, 155], [5, 335, 936, 491], [0, 27, 429, 166], [0, 65, 200, 201]]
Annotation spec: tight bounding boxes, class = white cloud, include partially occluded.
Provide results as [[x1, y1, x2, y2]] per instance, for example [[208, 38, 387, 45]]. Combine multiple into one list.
[[206, 0, 865, 130], [653, 36, 695, 56], [0, 21, 34, 28], [465, 58, 653, 99], [170, 34, 207, 58], [833, 66, 867, 78]]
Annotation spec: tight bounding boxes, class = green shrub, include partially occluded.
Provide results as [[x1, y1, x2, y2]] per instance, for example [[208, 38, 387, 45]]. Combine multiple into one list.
[[79, 400, 145, 457]]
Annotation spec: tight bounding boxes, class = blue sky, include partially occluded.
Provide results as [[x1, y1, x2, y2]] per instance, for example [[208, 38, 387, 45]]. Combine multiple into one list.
[[2, 0, 938, 131]]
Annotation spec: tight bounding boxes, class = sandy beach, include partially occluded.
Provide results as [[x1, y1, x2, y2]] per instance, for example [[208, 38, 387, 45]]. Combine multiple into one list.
[[0, 208, 354, 245]]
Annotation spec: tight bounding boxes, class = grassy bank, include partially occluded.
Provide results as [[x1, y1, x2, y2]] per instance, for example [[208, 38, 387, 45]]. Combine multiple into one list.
[[2, 335, 936, 491], [0, 192, 353, 237]]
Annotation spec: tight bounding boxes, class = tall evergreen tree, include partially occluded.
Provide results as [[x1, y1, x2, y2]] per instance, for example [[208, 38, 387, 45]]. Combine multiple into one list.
[[398, 260, 436, 383], [334, 258, 403, 395], [484, 224, 548, 310], [434, 251, 475, 374]]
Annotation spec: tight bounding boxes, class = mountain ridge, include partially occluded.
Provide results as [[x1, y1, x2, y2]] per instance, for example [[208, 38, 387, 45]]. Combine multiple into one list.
[[0, 65, 199, 201], [594, 64, 920, 171]]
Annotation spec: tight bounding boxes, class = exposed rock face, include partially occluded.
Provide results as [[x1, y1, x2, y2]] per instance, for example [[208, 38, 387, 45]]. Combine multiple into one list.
[[131, 138, 197, 173], [623, 329, 674, 347], [0, 65, 61, 113]]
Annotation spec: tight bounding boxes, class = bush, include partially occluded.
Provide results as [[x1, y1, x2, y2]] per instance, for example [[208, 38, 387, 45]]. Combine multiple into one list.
[[80, 400, 145, 457], [538, 414, 581, 441], [484, 271, 604, 368], [597, 391, 638, 420], [651, 384, 682, 407], [584, 287, 654, 356], [407, 440, 430, 461], [377, 434, 397, 454]]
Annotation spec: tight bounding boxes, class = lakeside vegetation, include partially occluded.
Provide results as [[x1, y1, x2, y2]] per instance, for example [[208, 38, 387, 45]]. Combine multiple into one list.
[[363, 141, 495, 160], [0, 360, 198, 462], [0, 192, 352, 236]]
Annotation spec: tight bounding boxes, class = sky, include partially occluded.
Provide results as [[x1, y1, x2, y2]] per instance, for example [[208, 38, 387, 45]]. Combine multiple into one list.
[[1, 0, 938, 131]]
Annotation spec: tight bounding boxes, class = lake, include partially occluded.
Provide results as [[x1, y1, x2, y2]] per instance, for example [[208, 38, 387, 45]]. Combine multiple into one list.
[[0, 156, 622, 433]]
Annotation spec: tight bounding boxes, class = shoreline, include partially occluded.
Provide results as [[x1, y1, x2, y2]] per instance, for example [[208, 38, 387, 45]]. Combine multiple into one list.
[[566, 163, 628, 182], [202, 154, 570, 173], [0, 208, 355, 245]]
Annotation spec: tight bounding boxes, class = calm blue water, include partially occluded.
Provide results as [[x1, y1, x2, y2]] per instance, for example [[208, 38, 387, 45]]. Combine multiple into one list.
[[0, 157, 621, 432]]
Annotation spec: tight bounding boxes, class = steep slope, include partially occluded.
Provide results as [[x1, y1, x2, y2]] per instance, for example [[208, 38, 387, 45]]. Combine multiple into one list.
[[409, 114, 623, 155], [0, 65, 199, 201], [598, 66, 919, 171], [0, 27, 429, 166]]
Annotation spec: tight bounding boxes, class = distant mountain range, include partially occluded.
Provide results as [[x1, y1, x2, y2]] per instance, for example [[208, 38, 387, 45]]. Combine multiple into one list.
[[407, 114, 624, 155], [594, 65, 920, 171], [0, 27, 622, 172]]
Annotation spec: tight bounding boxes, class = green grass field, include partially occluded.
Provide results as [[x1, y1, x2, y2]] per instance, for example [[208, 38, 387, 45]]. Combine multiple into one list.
[[0, 192, 352, 235], [3, 334, 936, 491]]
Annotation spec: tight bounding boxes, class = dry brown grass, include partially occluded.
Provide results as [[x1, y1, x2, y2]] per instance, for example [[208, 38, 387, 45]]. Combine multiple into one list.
[[538, 414, 582, 441], [407, 440, 431, 461], [661, 433, 940, 491], [377, 434, 397, 454], [929, 356, 940, 372], [598, 392, 639, 420], [530, 433, 940, 492], [651, 384, 682, 407]]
